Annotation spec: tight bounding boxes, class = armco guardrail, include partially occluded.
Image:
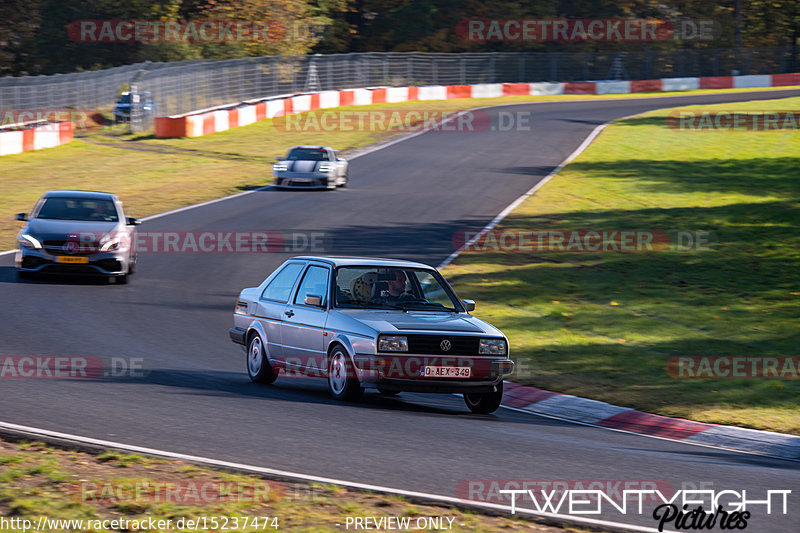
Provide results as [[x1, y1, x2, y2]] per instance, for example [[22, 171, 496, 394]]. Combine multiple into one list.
[[155, 72, 800, 138], [0, 121, 73, 156]]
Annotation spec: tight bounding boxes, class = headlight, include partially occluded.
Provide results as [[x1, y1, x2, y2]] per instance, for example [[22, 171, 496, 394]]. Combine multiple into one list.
[[318, 163, 334, 173], [18, 234, 42, 249], [99, 233, 128, 252], [479, 338, 507, 355], [378, 335, 408, 352], [273, 163, 288, 172]]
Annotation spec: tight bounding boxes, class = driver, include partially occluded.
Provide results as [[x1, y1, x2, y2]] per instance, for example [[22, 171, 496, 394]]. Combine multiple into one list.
[[383, 270, 410, 302]]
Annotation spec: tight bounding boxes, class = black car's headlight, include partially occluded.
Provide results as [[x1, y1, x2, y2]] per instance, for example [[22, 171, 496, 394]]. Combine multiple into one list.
[[479, 338, 507, 355], [378, 335, 408, 352], [18, 234, 42, 249]]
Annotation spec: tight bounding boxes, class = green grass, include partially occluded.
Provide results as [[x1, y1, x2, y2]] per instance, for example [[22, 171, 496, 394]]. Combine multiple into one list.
[[445, 96, 800, 434], [0, 438, 567, 532], [2, 86, 797, 250]]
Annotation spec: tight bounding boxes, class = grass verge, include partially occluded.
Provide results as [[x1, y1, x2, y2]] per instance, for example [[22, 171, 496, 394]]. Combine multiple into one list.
[[0, 437, 576, 532], [1, 86, 797, 250], [444, 97, 800, 434]]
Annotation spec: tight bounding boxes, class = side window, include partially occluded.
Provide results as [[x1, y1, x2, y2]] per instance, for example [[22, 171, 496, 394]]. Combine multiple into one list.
[[261, 263, 304, 302], [294, 265, 330, 305]]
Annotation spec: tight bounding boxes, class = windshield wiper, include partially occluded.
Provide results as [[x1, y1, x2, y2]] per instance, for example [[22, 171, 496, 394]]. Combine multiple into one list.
[[338, 301, 407, 311], [396, 301, 456, 312]]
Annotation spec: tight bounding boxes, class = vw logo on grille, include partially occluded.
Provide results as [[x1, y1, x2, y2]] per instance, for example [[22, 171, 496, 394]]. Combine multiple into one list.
[[440, 339, 452, 352]]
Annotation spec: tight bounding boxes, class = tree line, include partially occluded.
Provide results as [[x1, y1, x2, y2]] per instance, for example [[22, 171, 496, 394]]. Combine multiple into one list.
[[0, 0, 798, 76]]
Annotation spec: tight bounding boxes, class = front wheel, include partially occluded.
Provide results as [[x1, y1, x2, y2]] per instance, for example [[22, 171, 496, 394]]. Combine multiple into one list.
[[247, 333, 278, 384], [464, 382, 504, 414], [328, 347, 363, 401]]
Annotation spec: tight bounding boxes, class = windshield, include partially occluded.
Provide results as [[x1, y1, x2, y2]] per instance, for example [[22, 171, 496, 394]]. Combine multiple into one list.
[[286, 148, 329, 161], [118, 94, 132, 104], [334, 266, 461, 311], [36, 197, 119, 222]]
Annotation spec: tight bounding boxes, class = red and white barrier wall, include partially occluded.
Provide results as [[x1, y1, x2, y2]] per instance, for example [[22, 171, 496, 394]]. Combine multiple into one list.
[[0, 121, 74, 156], [155, 73, 800, 138]]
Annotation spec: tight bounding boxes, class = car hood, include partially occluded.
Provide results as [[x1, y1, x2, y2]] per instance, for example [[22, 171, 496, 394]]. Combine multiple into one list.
[[281, 160, 323, 173], [26, 218, 120, 238], [335, 309, 500, 335]]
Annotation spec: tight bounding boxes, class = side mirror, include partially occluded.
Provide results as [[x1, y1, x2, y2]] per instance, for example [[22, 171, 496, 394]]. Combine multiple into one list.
[[126, 217, 141, 226], [15, 213, 28, 221], [304, 294, 323, 307], [462, 299, 475, 312]]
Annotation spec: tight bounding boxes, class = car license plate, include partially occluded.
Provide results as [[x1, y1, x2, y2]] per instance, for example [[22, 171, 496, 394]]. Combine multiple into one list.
[[293, 178, 311, 183], [55, 256, 89, 264], [420, 366, 471, 378]]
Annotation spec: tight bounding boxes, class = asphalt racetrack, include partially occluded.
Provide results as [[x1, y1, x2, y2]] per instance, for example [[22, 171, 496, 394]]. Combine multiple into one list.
[[1, 90, 799, 531]]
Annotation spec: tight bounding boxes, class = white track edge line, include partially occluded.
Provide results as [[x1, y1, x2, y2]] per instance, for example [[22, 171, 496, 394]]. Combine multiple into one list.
[[0, 420, 668, 533], [437, 116, 609, 269]]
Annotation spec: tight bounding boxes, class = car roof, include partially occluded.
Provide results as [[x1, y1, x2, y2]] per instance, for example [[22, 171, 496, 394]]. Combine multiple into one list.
[[290, 256, 434, 269], [43, 190, 118, 200], [289, 145, 336, 151]]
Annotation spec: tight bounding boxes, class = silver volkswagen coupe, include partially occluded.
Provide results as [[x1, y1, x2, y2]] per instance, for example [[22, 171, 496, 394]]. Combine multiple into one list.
[[229, 256, 514, 413], [273, 146, 348, 189]]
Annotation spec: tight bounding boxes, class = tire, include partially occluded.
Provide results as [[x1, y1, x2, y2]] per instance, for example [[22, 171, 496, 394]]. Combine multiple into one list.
[[339, 174, 348, 188], [464, 382, 504, 414], [16, 270, 32, 280], [247, 333, 278, 384], [327, 346, 363, 401], [117, 274, 128, 284]]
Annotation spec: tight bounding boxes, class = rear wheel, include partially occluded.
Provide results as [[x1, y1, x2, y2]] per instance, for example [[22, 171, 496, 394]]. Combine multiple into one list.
[[464, 382, 504, 414], [328, 347, 363, 401], [247, 333, 278, 384]]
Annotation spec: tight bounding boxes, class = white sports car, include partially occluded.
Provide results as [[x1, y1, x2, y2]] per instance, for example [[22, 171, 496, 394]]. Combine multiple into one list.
[[273, 146, 348, 189]]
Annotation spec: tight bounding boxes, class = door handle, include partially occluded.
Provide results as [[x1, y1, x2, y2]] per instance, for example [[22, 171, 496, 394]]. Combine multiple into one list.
[[285, 309, 294, 317]]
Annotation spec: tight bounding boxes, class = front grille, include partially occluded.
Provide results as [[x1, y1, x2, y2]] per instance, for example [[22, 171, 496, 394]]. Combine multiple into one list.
[[43, 240, 98, 256], [383, 334, 484, 355]]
